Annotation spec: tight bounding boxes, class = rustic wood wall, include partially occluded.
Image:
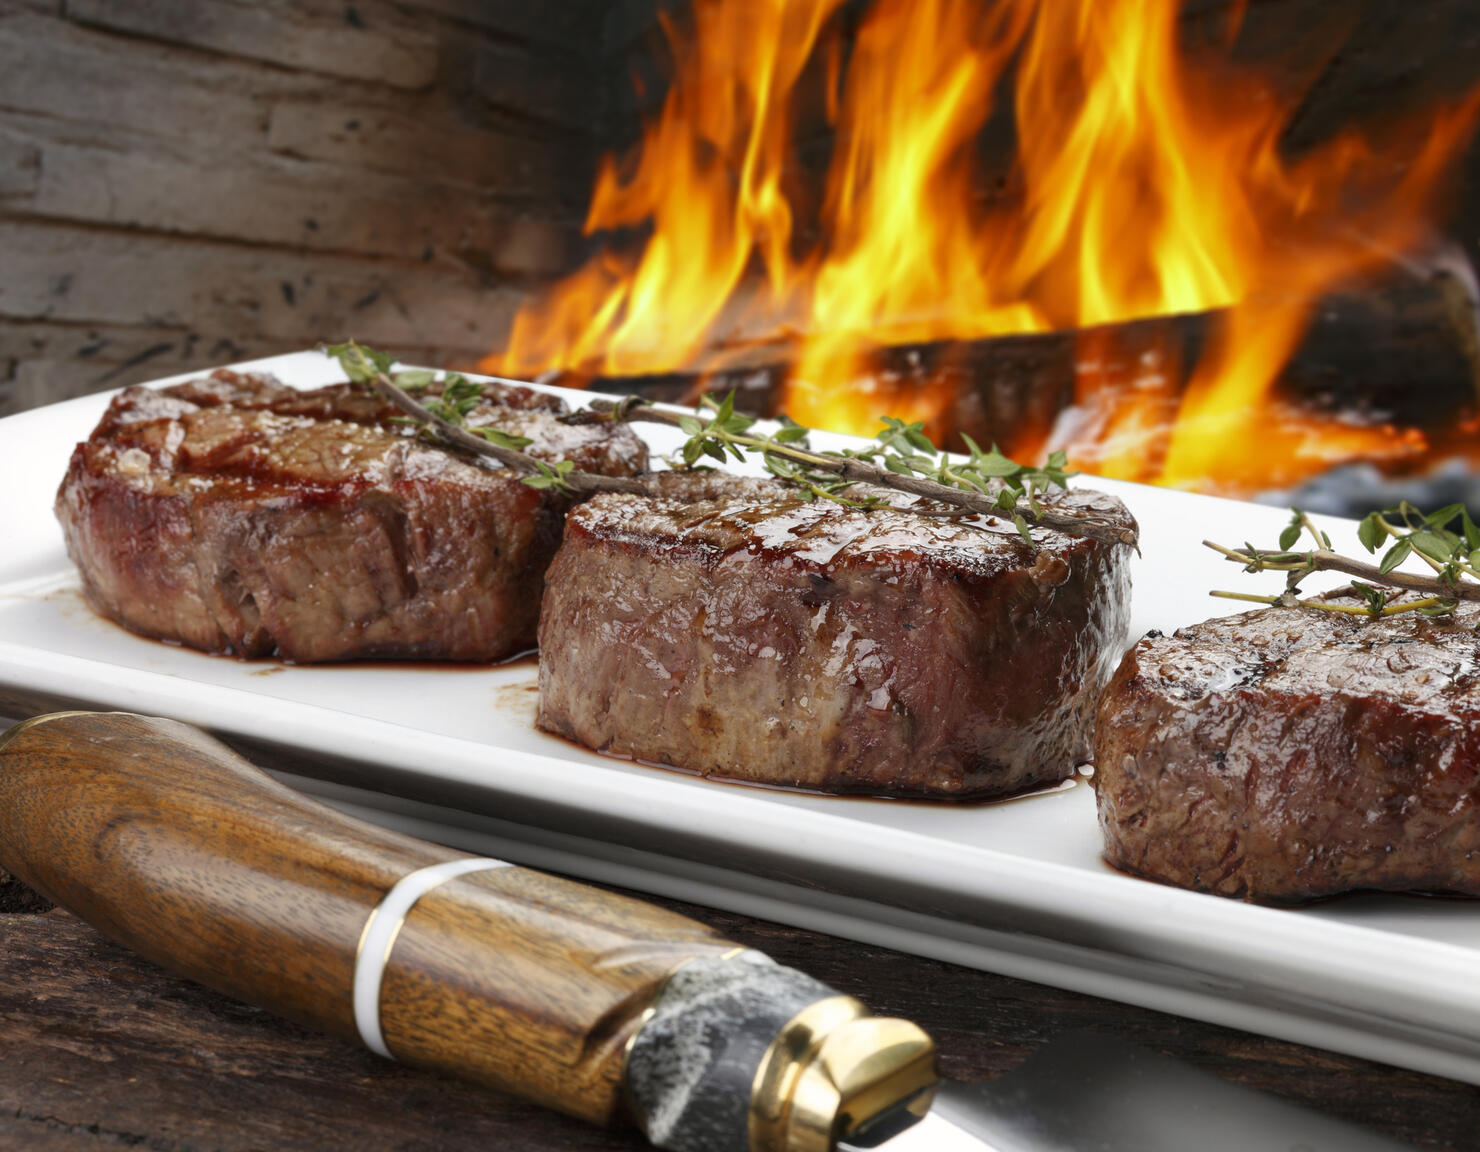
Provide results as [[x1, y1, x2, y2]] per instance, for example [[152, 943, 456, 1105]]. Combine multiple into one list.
[[0, 0, 610, 415], [6, 0, 1478, 417]]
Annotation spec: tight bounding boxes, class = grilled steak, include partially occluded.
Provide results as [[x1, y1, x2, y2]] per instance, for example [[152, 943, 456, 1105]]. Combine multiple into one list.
[[56, 369, 648, 662], [1095, 594, 1480, 902], [537, 472, 1135, 798]]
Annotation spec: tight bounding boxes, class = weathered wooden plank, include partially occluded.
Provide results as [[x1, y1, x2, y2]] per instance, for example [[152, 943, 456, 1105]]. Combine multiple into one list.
[[0, 6, 599, 167], [0, 223, 526, 355], [265, 98, 593, 204], [469, 36, 597, 133], [0, 126, 40, 197], [0, 3, 606, 418], [65, 0, 438, 90], [25, 134, 577, 267], [396, 0, 608, 58], [5, 348, 290, 414], [0, 322, 276, 413], [0, 321, 495, 381], [0, 11, 301, 144], [0, 910, 625, 1151], [0, 321, 278, 377], [0, 318, 522, 414], [0, 895, 1474, 1151], [0, 1117, 95, 1151]]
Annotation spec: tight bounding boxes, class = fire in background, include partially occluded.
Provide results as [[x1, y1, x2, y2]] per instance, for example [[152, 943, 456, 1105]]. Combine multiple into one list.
[[483, 0, 1480, 500]]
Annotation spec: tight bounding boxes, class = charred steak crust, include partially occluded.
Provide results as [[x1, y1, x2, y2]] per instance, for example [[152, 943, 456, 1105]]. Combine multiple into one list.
[[56, 369, 648, 663], [1094, 597, 1480, 903], [537, 473, 1135, 799]]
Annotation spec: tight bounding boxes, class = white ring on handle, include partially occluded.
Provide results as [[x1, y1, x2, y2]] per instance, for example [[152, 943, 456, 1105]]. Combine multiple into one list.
[[353, 857, 511, 1059]]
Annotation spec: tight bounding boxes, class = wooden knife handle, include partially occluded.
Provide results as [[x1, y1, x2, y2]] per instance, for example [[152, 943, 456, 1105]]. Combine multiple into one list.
[[0, 712, 737, 1127]]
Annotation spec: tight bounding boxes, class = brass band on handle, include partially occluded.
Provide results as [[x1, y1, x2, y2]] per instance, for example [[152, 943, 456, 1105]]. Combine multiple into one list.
[[749, 998, 938, 1152]]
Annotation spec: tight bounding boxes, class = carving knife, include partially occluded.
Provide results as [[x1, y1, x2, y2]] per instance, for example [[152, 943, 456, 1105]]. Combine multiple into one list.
[[0, 712, 1420, 1152]]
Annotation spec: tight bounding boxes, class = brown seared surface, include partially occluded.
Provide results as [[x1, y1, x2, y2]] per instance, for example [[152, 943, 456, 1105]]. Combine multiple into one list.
[[538, 472, 1135, 798], [1094, 595, 1480, 902], [55, 370, 647, 662], [153, 370, 565, 423]]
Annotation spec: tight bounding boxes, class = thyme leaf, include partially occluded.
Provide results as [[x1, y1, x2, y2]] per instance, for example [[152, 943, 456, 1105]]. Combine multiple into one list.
[[1207, 502, 1480, 619], [318, 341, 639, 499], [617, 393, 1128, 546], [474, 426, 535, 452], [319, 342, 1136, 547], [322, 340, 393, 383], [523, 458, 575, 490]]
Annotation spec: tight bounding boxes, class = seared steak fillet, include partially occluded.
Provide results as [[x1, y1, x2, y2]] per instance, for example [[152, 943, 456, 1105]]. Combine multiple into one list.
[[56, 369, 647, 662], [1095, 595, 1480, 902], [537, 472, 1135, 798]]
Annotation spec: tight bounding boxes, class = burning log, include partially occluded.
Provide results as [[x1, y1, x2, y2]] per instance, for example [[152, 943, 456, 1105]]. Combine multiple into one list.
[[486, 0, 1480, 508], [560, 308, 1197, 454], [555, 262, 1480, 477]]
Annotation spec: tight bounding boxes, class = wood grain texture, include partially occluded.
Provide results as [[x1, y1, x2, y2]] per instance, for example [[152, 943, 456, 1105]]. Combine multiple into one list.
[[0, 713, 735, 1127], [66, 0, 442, 91], [0, 2, 602, 416], [0, 909, 648, 1152], [0, 892, 1477, 1151]]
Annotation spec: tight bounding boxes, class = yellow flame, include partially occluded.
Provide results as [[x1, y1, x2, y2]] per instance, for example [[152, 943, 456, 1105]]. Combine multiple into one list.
[[494, 0, 843, 378], [485, 0, 1480, 497]]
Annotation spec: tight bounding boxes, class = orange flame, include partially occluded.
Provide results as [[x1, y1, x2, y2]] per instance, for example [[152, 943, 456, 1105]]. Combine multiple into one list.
[[484, 0, 1480, 497], [494, 0, 842, 378]]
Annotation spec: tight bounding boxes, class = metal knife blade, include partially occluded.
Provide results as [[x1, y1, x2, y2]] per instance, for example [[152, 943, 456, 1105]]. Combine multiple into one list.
[[847, 1031, 1421, 1152]]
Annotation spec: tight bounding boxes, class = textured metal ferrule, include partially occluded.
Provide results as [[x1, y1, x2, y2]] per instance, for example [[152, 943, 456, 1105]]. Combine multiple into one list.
[[625, 951, 836, 1152], [623, 950, 937, 1152], [748, 1000, 937, 1152]]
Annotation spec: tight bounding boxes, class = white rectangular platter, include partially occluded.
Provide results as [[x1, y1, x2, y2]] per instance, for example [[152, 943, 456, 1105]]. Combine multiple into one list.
[[4, 350, 1479, 1085]]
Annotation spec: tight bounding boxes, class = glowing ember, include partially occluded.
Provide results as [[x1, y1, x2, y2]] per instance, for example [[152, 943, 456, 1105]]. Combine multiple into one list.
[[484, 0, 1480, 497]]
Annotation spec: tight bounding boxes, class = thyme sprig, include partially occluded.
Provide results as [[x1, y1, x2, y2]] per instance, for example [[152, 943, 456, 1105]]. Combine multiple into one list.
[[321, 341, 642, 497], [390, 366, 536, 454], [586, 394, 1134, 547], [320, 342, 1136, 547], [1206, 502, 1480, 618]]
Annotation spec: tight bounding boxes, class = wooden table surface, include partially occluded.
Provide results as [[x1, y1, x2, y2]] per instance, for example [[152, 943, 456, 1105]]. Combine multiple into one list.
[[0, 868, 1475, 1152]]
